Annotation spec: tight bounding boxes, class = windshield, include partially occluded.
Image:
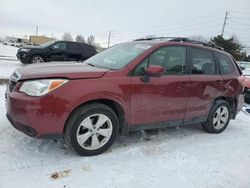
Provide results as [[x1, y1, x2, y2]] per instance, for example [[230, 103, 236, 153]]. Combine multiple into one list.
[[40, 40, 56, 48], [84, 42, 152, 69]]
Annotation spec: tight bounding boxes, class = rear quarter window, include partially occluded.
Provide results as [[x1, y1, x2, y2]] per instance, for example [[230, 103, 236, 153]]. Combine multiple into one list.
[[215, 53, 235, 74]]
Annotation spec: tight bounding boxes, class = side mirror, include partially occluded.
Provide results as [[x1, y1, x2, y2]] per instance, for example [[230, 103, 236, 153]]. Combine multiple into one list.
[[145, 65, 164, 77], [141, 65, 164, 83], [49, 46, 54, 51]]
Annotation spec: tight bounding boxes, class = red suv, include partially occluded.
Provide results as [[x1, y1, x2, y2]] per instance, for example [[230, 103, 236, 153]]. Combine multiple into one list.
[[5, 38, 245, 156]]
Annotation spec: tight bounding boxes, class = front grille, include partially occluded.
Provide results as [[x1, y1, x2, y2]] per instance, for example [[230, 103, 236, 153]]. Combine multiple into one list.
[[9, 81, 17, 92]]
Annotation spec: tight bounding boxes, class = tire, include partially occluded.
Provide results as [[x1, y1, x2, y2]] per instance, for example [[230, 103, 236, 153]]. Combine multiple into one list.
[[30, 55, 45, 64], [64, 103, 119, 156], [202, 99, 231, 133]]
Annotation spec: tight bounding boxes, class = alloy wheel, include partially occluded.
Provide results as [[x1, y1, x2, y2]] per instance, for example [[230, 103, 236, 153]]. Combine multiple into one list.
[[213, 106, 229, 129], [76, 114, 113, 150]]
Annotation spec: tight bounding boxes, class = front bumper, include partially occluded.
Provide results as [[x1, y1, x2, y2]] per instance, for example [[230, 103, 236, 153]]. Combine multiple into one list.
[[6, 113, 37, 136], [5, 82, 70, 137], [16, 52, 30, 64]]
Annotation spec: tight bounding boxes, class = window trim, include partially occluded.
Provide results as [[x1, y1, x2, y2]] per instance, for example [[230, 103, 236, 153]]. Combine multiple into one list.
[[129, 45, 188, 77]]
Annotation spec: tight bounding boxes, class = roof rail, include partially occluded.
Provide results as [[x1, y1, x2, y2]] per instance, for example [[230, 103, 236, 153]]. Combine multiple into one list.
[[134, 37, 186, 41], [134, 37, 224, 50]]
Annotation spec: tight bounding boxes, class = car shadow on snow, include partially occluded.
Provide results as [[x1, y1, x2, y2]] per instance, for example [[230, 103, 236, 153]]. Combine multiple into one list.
[[113, 123, 205, 149], [5, 123, 208, 157]]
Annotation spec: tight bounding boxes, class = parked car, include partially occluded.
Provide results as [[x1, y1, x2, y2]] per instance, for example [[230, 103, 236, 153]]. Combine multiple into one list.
[[16, 40, 97, 64], [243, 69, 250, 104], [6, 38, 245, 156]]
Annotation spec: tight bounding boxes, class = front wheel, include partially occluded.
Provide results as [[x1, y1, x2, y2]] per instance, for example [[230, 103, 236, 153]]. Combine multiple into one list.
[[64, 103, 119, 156], [202, 100, 231, 133], [30, 55, 45, 64]]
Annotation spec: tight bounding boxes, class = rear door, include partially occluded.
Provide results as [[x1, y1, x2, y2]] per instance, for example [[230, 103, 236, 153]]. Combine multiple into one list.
[[184, 47, 224, 123], [66, 42, 83, 61], [130, 46, 190, 127]]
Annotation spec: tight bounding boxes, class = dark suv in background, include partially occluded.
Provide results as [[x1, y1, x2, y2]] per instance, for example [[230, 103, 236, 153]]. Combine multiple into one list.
[[6, 37, 245, 156], [16, 40, 97, 64]]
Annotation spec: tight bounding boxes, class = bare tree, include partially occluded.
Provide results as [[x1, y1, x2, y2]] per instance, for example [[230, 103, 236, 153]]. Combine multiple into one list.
[[75, 35, 85, 42], [62, 32, 73, 41], [87, 35, 95, 46]]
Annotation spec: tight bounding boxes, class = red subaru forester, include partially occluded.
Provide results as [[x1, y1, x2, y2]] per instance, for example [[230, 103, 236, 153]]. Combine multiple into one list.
[[5, 38, 245, 156]]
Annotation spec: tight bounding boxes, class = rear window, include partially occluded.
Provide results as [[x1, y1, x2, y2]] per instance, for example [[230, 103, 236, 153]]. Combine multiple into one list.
[[215, 53, 235, 74]]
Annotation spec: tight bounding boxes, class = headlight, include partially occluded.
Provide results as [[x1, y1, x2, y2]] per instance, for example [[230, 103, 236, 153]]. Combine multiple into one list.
[[19, 79, 68, 96], [20, 48, 31, 52]]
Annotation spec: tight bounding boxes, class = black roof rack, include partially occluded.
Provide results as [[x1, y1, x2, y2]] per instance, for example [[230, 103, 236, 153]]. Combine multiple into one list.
[[134, 37, 224, 51], [134, 37, 185, 41]]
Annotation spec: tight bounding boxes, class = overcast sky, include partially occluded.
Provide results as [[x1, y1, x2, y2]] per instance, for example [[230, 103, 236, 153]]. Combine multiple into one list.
[[0, 0, 249, 51]]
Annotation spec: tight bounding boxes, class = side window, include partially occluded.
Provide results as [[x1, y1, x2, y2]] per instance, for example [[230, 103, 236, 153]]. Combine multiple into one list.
[[215, 53, 235, 74], [68, 42, 81, 50], [51, 42, 66, 49], [191, 48, 216, 75], [133, 46, 186, 76], [133, 58, 148, 75]]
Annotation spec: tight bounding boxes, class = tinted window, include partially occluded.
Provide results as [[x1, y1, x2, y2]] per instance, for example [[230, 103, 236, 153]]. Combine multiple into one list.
[[191, 48, 216, 75], [68, 42, 81, 50], [133, 46, 186, 76], [51, 42, 66, 49], [215, 53, 234, 74]]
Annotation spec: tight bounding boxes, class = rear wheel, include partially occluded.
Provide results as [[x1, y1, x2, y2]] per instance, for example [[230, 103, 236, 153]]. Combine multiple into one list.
[[64, 103, 119, 156], [202, 100, 231, 133], [30, 55, 45, 64]]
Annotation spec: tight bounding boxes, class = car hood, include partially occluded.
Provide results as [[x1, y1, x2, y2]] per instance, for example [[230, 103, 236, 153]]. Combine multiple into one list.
[[14, 62, 108, 81], [20, 45, 42, 49]]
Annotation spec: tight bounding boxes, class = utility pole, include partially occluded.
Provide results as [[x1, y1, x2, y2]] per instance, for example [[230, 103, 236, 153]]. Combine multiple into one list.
[[36, 26, 38, 36], [107, 31, 112, 48], [221, 11, 228, 37]]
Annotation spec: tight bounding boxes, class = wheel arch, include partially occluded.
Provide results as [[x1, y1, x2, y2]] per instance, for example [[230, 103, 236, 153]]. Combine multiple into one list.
[[63, 99, 128, 136], [213, 96, 237, 119]]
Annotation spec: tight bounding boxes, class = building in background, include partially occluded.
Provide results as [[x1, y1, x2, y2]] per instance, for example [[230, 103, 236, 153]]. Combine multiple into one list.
[[29, 35, 55, 45]]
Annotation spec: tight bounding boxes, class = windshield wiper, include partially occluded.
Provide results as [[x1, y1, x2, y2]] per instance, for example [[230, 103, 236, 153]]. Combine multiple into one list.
[[86, 63, 95, 67]]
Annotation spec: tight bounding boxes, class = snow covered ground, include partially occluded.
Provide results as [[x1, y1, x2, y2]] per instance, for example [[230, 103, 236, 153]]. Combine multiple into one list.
[[1, 45, 250, 188], [0, 44, 22, 79]]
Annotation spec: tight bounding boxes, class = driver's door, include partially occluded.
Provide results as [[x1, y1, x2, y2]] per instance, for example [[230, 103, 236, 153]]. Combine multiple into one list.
[[130, 46, 190, 127], [49, 42, 67, 61]]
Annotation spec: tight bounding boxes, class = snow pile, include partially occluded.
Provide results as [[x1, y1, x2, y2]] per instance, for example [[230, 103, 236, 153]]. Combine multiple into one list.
[[0, 84, 250, 188], [0, 45, 22, 79]]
